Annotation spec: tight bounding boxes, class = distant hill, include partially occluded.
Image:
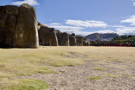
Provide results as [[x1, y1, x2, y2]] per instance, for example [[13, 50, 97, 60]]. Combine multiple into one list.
[[85, 33, 118, 41]]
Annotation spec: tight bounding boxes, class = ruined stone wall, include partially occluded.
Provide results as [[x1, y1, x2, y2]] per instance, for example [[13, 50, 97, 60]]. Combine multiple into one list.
[[76, 36, 84, 46], [38, 25, 58, 46], [69, 33, 76, 46], [0, 4, 39, 48], [56, 32, 69, 46]]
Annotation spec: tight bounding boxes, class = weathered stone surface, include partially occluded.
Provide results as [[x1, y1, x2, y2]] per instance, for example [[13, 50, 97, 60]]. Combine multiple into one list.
[[0, 4, 39, 48], [76, 36, 84, 46], [16, 4, 39, 48], [0, 6, 15, 48], [0, 6, 5, 13], [5, 5, 19, 15], [55, 30, 61, 35], [38, 26, 58, 46], [69, 33, 76, 46], [0, 6, 7, 27], [6, 15, 16, 28], [0, 28, 15, 48], [57, 32, 69, 46]]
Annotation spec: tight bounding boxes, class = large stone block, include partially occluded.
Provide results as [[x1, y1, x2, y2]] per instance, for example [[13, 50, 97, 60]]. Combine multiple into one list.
[[38, 26, 58, 46], [6, 15, 16, 28], [0, 6, 7, 27], [57, 32, 69, 46], [16, 4, 39, 48], [5, 5, 19, 15], [76, 36, 84, 46], [0, 6, 5, 13], [69, 33, 76, 46], [0, 28, 15, 48]]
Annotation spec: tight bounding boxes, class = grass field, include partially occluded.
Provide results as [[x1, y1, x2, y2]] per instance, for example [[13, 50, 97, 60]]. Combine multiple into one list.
[[0, 46, 135, 89]]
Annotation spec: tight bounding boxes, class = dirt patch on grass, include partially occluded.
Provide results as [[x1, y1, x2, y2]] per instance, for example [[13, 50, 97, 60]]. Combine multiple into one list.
[[1, 47, 135, 89], [14, 60, 135, 90]]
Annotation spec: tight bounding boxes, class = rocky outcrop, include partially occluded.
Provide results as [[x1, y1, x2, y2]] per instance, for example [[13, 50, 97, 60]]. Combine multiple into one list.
[[69, 33, 76, 46], [0, 4, 39, 48], [38, 24, 58, 46]]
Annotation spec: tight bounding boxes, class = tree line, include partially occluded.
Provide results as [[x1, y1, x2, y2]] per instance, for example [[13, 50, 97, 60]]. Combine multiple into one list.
[[90, 35, 135, 47]]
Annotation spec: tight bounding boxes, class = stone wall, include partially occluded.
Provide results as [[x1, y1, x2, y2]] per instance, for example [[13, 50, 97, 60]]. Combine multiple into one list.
[[0, 4, 39, 48], [0, 4, 90, 48], [76, 36, 84, 46], [56, 31, 69, 46], [69, 33, 76, 46], [38, 24, 58, 46]]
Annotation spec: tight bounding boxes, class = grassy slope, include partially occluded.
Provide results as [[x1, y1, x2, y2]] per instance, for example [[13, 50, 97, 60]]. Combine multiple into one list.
[[0, 46, 135, 89]]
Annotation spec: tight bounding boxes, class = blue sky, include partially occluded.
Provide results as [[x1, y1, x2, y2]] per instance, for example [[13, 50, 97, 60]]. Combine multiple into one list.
[[1, 0, 135, 36]]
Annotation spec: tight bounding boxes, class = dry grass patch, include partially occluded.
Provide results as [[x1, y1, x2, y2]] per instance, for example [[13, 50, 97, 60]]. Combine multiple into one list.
[[0, 47, 135, 89]]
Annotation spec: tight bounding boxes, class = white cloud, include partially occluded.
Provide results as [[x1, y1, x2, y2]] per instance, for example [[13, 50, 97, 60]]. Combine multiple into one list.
[[49, 23, 84, 34], [131, 0, 135, 6], [132, 1, 135, 6], [48, 23, 116, 36], [116, 26, 135, 35], [65, 20, 108, 28], [12, 0, 39, 5], [96, 30, 115, 33], [48, 18, 135, 36], [112, 25, 125, 28], [73, 30, 115, 36], [121, 15, 135, 25], [50, 23, 61, 26]]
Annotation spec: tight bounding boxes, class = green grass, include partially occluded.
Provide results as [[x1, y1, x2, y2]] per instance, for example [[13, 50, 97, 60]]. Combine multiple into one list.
[[104, 73, 126, 78], [88, 76, 103, 80], [0, 64, 57, 78], [93, 67, 105, 71], [50, 58, 86, 67], [0, 79, 49, 90]]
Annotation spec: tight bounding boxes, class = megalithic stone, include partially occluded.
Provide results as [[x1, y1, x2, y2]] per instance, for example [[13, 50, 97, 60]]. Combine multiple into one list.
[[58, 32, 69, 46], [16, 4, 39, 48], [38, 25, 58, 46], [69, 33, 76, 46], [76, 36, 84, 46]]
